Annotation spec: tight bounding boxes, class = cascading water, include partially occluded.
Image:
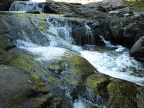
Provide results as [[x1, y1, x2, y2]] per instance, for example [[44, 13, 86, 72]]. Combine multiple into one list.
[[8, 3, 144, 107], [84, 23, 95, 45], [9, 1, 46, 13], [14, 17, 144, 107]]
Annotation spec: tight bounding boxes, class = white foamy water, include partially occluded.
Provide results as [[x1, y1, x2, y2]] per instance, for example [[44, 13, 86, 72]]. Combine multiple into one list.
[[25, 47, 67, 61], [74, 99, 86, 108], [16, 40, 67, 61], [80, 48, 144, 86], [15, 39, 144, 86]]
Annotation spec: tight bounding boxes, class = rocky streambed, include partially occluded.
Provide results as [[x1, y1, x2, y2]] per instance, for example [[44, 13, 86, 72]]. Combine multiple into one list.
[[0, 1, 144, 108]]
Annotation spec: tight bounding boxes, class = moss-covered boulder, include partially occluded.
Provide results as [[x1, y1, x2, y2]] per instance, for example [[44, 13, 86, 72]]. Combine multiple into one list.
[[107, 79, 139, 108], [6, 48, 96, 107], [47, 53, 96, 88], [85, 74, 111, 98]]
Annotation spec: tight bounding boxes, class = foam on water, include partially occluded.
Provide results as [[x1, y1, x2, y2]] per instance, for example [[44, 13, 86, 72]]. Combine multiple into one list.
[[15, 39, 144, 86], [74, 99, 86, 108], [16, 40, 67, 61], [25, 47, 67, 61], [80, 48, 144, 86]]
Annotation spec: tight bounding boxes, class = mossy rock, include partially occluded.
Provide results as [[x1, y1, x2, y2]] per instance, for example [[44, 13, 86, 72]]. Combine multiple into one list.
[[107, 79, 139, 108], [85, 74, 111, 98], [0, 43, 6, 54], [136, 86, 144, 108], [47, 53, 96, 88], [7, 48, 62, 86], [125, 0, 144, 11], [0, 42, 12, 64], [0, 65, 48, 108], [4, 49, 64, 107], [7, 48, 96, 105], [7, 49, 46, 73]]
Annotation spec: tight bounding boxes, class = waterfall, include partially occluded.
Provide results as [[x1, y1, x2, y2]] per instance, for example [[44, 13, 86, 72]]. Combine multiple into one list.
[[7, 2, 144, 106], [9, 1, 45, 13], [14, 19, 144, 107], [14, 15, 144, 86], [84, 23, 95, 45]]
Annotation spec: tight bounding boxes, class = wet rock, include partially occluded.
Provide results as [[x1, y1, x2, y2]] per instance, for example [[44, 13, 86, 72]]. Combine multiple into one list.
[[7, 48, 96, 107], [91, 18, 113, 41], [0, 0, 29, 11], [108, 7, 131, 17], [26, 10, 41, 14], [122, 15, 144, 48], [108, 17, 124, 45], [107, 79, 139, 108], [85, 74, 111, 98], [47, 52, 96, 88], [72, 22, 96, 45], [137, 86, 144, 108], [130, 36, 144, 58]]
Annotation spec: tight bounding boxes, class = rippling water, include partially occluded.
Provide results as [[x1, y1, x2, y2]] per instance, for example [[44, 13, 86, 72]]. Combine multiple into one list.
[[16, 39, 144, 86], [13, 17, 144, 107]]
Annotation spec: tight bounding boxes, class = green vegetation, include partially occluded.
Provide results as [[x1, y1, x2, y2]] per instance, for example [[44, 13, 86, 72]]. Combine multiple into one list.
[[47, 53, 96, 87], [107, 79, 139, 108], [86, 74, 110, 97], [0, 42, 11, 63], [125, 0, 144, 11]]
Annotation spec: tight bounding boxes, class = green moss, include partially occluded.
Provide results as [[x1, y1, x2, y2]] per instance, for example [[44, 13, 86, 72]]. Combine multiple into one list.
[[0, 43, 11, 63], [67, 55, 95, 81], [0, 43, 6, 54], [46, 53, 96, 88], [126, 1, 144, 11], [107, 79, 139, 108], [7, 49, 46, 73], [86, 74, 110, 97], [7, 49, 63, 88], [67, 55, 95, 79], [38, 18, 47, 31]]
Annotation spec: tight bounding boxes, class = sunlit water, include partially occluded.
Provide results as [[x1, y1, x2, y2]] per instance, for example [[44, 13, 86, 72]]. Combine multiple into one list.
[[16, 39, 144, 87], [13, 14, 144, 108], [80, 48, 144, 86]]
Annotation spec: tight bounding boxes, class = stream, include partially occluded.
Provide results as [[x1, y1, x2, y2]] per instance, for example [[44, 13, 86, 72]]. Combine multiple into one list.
[[7, 1, 144, 107], [14, 16, 144, 108]]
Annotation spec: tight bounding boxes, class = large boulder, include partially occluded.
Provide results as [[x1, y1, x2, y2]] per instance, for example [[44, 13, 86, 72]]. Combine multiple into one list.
[[0, 65, 49, 108], [85, 74, 144, 108], [130, 36, 144, 58], [85, 74, 111, 98], [107, 79, 139, 108], [6, 48, 96, 107], [122, 15, 144, 48]]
